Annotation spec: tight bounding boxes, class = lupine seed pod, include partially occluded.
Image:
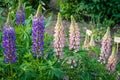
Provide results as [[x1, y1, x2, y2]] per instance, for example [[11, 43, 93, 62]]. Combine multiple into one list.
[[98, 27, 112, 64], [106, 46, 117, 73], [69, 16, 80, 52], [82, 34, 90, 50], [16, 0, 25, 25], [32, 5, 45, 57], [54, 13, 65, 58], [89, 34, 96, 47], [2, 13, 17, 63]]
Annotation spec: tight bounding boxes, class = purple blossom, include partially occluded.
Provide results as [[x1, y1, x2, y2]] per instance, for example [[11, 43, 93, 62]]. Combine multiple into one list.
[[16, 0, 25, 25], [2, 21, 16, 63], [16, 7, 25, 25], [32, 5, 45, 57]]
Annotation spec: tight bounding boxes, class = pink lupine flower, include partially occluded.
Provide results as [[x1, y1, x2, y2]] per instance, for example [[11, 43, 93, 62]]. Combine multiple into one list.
[[106, 46, 118, 73], [69, 16, 80, 52], [53, 13, 65, 59], [98, 27, 112, 64]]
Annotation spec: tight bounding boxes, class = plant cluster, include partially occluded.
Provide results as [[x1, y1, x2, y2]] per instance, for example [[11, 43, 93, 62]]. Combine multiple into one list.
[[0, 0, 120, 80]]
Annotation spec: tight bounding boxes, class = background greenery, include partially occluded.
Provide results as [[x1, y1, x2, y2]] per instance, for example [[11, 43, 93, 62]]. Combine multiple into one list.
[[0, 0, 120, 80]]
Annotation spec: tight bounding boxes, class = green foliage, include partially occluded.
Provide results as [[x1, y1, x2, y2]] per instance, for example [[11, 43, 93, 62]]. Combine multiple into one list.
[[60, 0, 120, 24], [0, 0, 120, 80]]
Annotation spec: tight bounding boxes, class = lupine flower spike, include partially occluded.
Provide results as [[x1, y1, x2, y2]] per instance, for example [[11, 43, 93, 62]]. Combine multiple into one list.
[[54, 13, 65, 59], [16, 0, 25, 25], [32, 5, 45, 57], [2, 13, 17, 63], [106, 46, 118, 73], [98, 27, 112, 64], [82, 34, 90, 50], [89, 34, 96, 47], [69, 16, 80, 52]]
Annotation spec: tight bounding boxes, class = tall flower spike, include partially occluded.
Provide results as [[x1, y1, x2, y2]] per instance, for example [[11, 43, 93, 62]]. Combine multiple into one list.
[[16, 0, 25, 25], [2, 13, 17, 63], [82, 34, 90, 50], [106, 46, 117, 73], [32, 5, 45, 57], [69, 16, 80, 52], [54, 13, 65, 59], [98, 27, 112, 64], [89, 34, 96, 47]]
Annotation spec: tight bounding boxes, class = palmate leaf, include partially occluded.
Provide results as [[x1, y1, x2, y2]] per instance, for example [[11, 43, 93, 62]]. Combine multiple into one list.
[[19, 62, 37, 80], [49, 67, 64, 79]]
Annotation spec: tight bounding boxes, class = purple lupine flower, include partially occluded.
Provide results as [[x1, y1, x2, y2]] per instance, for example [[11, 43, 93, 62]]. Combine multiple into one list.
[[16, 0, 25, 25], [32, 5, 45, 57], [2, 13, 17, 63]]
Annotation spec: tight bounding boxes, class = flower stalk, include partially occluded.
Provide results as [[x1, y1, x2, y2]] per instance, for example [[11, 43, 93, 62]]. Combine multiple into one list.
[[98, 27, 112, 64], [2, 13, 17, 63], [69, 16, 80, 52], [32, 4, 45, 57], [16, 0, 25, 25], [53, 13, 65, 59]]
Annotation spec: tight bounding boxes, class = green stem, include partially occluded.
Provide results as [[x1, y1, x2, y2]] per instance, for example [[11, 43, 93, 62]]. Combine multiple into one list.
[[9, 63, 13, 77], [36, 56, 39, 63]]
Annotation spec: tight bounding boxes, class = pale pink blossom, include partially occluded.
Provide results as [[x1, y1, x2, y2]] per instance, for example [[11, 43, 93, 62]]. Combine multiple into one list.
[[69, 16, 80, 52], [98, 27, 112, 64], [53, 13, 65, 59]]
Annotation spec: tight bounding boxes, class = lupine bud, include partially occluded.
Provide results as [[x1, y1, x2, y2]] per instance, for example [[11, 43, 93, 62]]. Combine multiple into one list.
[[98, 27, 112, 64], [32, 5, 45, 57], [82, 34, 90, 50], [69, 16, 80, 52], [89, 34, 96, 47], [106, 46, 117, 73], [2, 13, 17, 63], [16, 0, 25, 25], [54, 13, 65, 58]]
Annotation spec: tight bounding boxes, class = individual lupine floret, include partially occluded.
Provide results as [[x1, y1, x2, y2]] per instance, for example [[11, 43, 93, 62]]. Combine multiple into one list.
[[69, 16, 80, 52], [106, 46, 118, 73], [89, 34, 96, 47], [32, 5, 45, 57], [54, 13, 65, 58], [16, 0, 25, 25], [98, 27, 112, 64], [2, 13, 17, 63]]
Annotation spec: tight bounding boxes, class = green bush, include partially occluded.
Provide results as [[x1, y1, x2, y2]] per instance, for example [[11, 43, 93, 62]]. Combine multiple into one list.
[[60, 0, 120, 24]]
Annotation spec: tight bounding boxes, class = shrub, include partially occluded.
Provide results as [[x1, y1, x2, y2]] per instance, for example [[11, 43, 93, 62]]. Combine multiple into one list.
[[60, 0, 120, 24]]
